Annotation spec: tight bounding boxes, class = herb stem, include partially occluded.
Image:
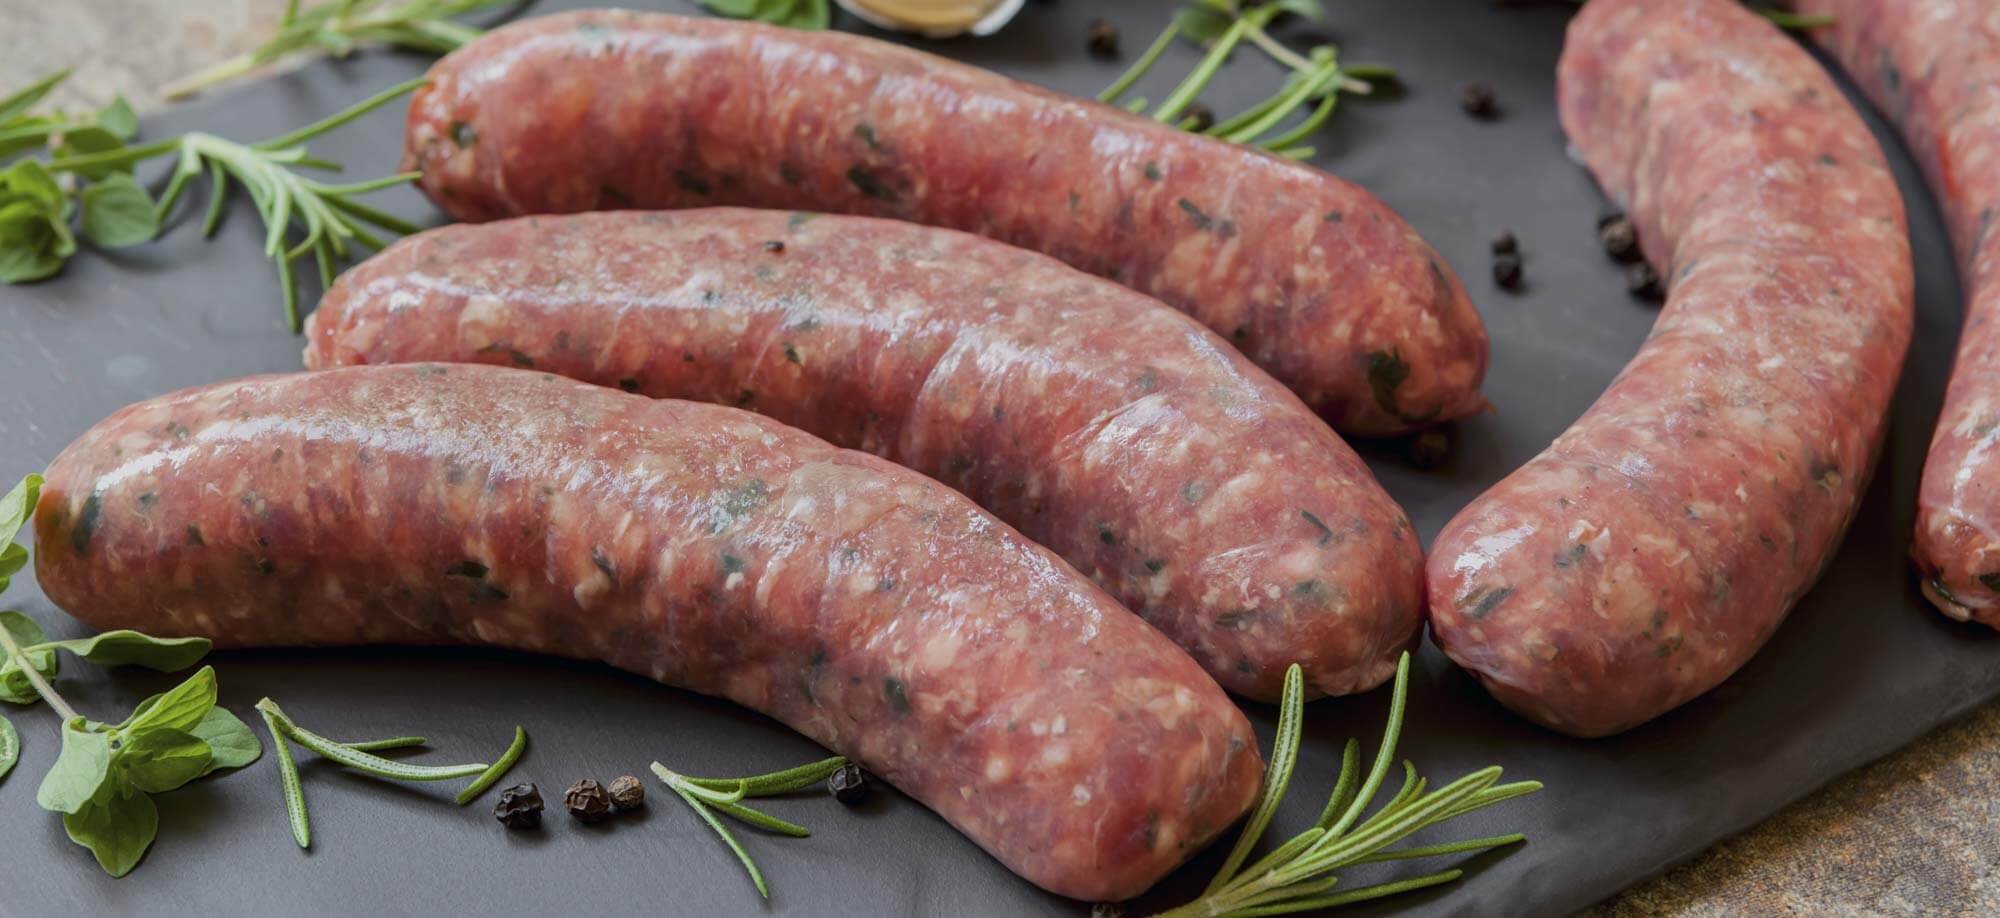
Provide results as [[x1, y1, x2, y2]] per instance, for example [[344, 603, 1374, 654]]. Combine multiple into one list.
[[454, 725, 527, 805], [260, 705, 311, 849], [1152, 10, 1268, 125], [1149, 654, 1538, 917], [0, 620, 77, 723], [257, 698, 488, 781], [1098, 22, 1180, 104], [655, 763, 772, 899], [341, 735, 427, 752], [1246, 24, 1315, 75]]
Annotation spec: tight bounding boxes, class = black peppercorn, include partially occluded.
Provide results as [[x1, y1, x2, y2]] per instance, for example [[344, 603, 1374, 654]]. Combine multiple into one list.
[[1459, 83, 1498, 119], [763, 240, 784, 254], [1491, 252, 1523, 289], [494, 783, 544, 829], [608, 774, 645, 810], [1406, 427, 1453, 469], [828, 762, 870, 804], [1087, 20, 1120, 59], [1626, 261, 1664, 301], [1183, 103, 1216, 133], [1490, 230, 1517, 255], [565, 779, 614, 824], [1597, 212, 1640, 262]]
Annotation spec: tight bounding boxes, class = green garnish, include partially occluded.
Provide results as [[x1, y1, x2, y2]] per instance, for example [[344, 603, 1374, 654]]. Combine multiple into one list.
[[0, 76, 153, 282], [697, 0, 831, 30], [1098, 1, 1394, 157], [2, 72, 423, 330], [254, 697, 525, 848], [2, 654, 260, 879], [455, 724, 528, 805], [1154, 653, 1540, 917], [651, 755, 849, 899], [0, 473, 263, 876], [162, 0, 507, 99]]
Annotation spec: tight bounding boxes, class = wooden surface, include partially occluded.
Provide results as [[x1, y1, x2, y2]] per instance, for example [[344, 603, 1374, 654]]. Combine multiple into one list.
[[4, 1, 1995, 913]]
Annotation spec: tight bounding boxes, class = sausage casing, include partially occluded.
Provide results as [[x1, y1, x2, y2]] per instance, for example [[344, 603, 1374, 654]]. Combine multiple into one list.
[[1798, 0, 2000, 626], [32, 364, 1262, 900], [1426, 0, 1914, 736], [303, 208, 1424, 701], [401, 10, 1489, 436]]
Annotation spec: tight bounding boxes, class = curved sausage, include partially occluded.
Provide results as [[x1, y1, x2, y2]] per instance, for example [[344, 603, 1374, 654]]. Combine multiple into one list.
[[1425, 0, 1913, 736], [401, 10, 1490, 437], [1796, 0, 2000, 627], [302, 208, 1423, 701], [31, 364, 1261, 901]]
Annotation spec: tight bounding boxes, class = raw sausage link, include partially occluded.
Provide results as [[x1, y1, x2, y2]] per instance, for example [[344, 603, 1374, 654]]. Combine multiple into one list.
[[32, 364, 1261, 901], [303, 208, 1424, 701], [401, 10, 1490, 437], [1796, 0, 2000, 627], [1425, 0, 1913, 736]]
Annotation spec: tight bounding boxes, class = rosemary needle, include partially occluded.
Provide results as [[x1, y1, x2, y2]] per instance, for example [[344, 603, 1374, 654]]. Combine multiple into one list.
[[1153, 653, 1540, 918], [651, 755, 850, 900], [455, 725, 527, 805]]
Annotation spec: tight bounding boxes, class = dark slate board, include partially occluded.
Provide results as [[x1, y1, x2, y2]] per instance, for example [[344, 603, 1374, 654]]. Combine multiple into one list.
[[0, 1, 1991, 915]]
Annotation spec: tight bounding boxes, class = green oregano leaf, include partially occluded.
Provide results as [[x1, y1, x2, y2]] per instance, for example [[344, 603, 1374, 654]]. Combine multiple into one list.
[[37, 717, 114, 814], [0, 713, 18, 781], [118, 727, 213, 794], [188, 705, 262, 773], [62, 779, 159, 877], [0, 610, 57, 705], [121, 666, 217, 736], [45, 629, 211, 672], [80, 174, 159, 248]]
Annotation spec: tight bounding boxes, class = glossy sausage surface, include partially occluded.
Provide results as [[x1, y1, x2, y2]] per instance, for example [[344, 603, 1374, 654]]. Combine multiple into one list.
[[33, 364, 1262, 900], [303, 208, 1424, 701], [402, 9, 1489, 436], [1426, 0, 1913, 736], [1799, 0, 2000, 626]]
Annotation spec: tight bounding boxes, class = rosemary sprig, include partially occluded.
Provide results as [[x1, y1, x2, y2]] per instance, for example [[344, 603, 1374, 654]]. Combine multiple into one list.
[[162, 0, 508, 99], [1154, 653, 1540, 917], [1097, 1, 1393, 156], [255, 697, 524, 849], [650, 755, 849, 899], [44, 77, 425, 332]]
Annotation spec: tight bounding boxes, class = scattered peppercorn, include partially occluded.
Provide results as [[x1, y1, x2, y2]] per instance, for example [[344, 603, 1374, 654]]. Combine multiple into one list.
[[1090, 904, 1125, 918], [828, 762, 871, 804], [763, 240, 784, 254], [1459, 83, 1498, 119], [1183, 103, 1216, 133], [1626, 261, 1664, 301], [1597, 212, 1640, 262], [1492, 252, 1523, 289], [608, 774, 646, 810], [1086, 19, 1119, 59], [565, 779, 614, 824], [494, 783, 544, 829], [1406, 427, 1454, 469], [1490, 230, 1517, 255]]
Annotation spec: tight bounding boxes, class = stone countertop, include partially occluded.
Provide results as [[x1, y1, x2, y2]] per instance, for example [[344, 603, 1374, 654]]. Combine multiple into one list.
[[5, 2, 1995, 914]]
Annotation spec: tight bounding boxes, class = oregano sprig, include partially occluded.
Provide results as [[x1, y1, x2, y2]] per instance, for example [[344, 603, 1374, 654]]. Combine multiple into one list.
[[255, 697, 524, 849], [651, 755, 849, 899], [1153, 653, 1540, 917], [0, 473, 260, 876]]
